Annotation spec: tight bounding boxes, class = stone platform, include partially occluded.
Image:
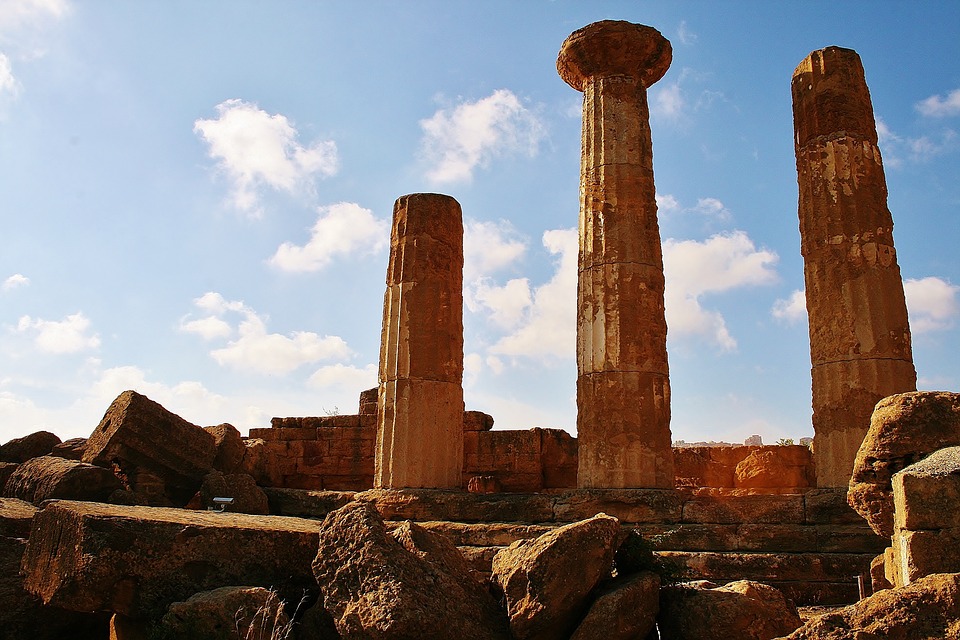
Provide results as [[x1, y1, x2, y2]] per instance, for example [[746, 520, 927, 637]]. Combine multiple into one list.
[[264, 486, 884, 605]]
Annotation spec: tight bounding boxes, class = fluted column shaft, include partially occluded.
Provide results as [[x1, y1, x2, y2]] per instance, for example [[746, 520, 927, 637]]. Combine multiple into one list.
[[558, 21, 675, 488], [375, 193, 464, 489], [792, 47, 917, 488]]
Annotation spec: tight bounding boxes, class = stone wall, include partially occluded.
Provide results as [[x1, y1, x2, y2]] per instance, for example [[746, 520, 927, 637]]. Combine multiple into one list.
[[674, 445, 815, 492]]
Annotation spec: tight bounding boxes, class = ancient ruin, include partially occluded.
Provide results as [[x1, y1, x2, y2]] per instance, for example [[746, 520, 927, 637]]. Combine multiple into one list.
[[558, 20, 675, 489], [375, 193, 465, 489], [791, 46, 917, 488], [0, 19, 957, 640]]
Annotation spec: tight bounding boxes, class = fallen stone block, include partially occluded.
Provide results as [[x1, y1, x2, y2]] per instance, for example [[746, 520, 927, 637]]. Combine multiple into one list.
[[50, 437, 88, 461], [569, 571, 660, 640], [203, 423, 245, 474], [782, 572, 960, 639], [356, 487, 555, 523], [0, 497, 36, 538], [848, 391, 960, 537], [657, 579, 802, 640], [157, 586, 290, 640], [312, 501, 510, 639], [892, 445, 960, 532], [83, 390, 216, 504], [3, 455, 121, 505], [491, 513, 621, 640], [0, 430, 61, 463], [198, 471, 269, 515], [21, 500, 320, 621], [261, 487, 355, 518]]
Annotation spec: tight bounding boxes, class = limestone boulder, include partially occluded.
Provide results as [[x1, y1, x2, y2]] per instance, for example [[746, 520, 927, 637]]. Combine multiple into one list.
[[0, 430, 61, 463], [781, 572, 960, 639], [83, 390, 217, 504], [569, 571, 660, 640], [3, 455, 121, 505], [0, 462, 18, 490], [198, 471, 269, 515], [734, 448, 812, 490], [157, 586, 290, 640], [204, 423, 246, 474], [0, 497, 37, 537], [50, 437, 88, 460], [657, 580, 802, 640], [312, 500, 510, 639], [491, 512, 621, 640], [20, 500, 320, 621], [848, 391, 960, 536]]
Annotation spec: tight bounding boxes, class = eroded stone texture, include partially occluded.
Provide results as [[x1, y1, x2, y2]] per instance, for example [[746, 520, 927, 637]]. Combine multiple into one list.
[[3, 455, 121, 505], [792, 47, 916, 488], [558, 20, 674, 489], [848, 391, 960, 536], [376, 193, 464, 489]]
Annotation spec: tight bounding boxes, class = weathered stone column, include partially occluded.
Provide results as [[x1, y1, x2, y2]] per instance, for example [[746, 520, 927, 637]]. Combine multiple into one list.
[[375, 193, 464, 488], [792, 47, 917, 488], [558, 21, 675, 488]]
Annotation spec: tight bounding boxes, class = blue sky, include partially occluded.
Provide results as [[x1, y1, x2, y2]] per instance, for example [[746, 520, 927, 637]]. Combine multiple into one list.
[[1, 1, 958, 445]]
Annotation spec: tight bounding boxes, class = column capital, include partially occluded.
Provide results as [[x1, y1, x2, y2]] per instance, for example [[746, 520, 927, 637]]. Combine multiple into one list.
[[557, 20, 671, 92]]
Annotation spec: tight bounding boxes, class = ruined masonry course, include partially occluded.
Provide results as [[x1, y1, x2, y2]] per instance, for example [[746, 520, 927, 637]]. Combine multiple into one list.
[[558, 20, 675, 488], [791, 47, 917, 488], [375, 193, 465, 489]]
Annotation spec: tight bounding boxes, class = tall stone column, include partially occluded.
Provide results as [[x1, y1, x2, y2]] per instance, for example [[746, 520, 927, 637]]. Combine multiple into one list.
[[558, 21, 675, 488], [375, 193, 464, 489], [792, 47, 917, 488]]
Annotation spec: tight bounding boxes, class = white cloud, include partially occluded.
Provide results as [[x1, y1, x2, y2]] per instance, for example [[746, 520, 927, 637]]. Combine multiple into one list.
[[194, 99, 338, 217], [904, 276, 960, 333], [306, 363, 377, 394], [0, 0, 69, 31], [656, 193, 680, 213], [490, 228, 578, 359], [0, 53, 21, 98], [652, 82, 684, 121], [420, 89, 545, 184], [875, 115, 956, 165], [771, 289, 807, 324], [663, 231, 779, 350], [268, 202, 389, 272], [16, 312, 100, 354], [463, 219, 527, 281], [916, 88, 960, 118], [180, 292, 352, 375], [465, 277, 532, 330], [677, 20, 698, 45], [2, 273, 29, 291], [691, 197, 732, 220]]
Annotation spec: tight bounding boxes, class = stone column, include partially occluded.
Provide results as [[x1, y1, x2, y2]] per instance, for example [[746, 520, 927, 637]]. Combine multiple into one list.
[[375, 193, 464, 489], [558, 21, 675, 488], [792, 47, 917, 488]]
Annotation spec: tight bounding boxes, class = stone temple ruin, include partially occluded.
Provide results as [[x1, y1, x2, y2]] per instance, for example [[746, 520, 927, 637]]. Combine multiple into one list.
[[2, 19, 959, 640]]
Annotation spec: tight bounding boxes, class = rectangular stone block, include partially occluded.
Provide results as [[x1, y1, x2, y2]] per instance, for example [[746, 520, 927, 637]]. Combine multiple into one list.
[[658, 550, 874, 584], [893, 465, 960, 531], [261, 488, 355, 518], [554, 489, 683, 523], [803, 488, 866, 525], [815, 524, 887, 554], [735, 524, 816, 553], [681, 494, 804, 525], [408, 521, 554, 547], [358, 488, 555, 524], [0, 497, 37, 538], [632, 523, 739, 552], [891, 528, 960, 586], [21, 501, 321, 620]]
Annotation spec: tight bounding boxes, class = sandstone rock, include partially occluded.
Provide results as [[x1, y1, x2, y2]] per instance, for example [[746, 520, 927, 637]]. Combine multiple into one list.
[[198, 471, 269, 515], [50, 437, 88, 460], [0, 430, 61, 463], [781, 572, 960, 639], [892, 445, 960, 532], [83, 390, 217, 504], [491, 512, 621, 640], [204, 423, 245, 474], [569, 571, 660, 640], [0, 497, 36, 537], [468, 475, 502, 493], [21, 500, 320, 620], [849, 391, 960, 536], [157, 586, 290, 640], [3, 455, 122, 504], [312, 500, 510, 639], [464, 410, 494, 431], [734, 448, 812, 490], [0, 534, 110, 639], [657, 579, 801, 640], [261, 487, 355, 518], [0, 462, 18, 490], [870, 552, 892, 593]]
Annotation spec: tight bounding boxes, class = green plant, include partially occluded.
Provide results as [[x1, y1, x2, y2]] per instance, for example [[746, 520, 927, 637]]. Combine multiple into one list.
[[776, 438, 795, 446]]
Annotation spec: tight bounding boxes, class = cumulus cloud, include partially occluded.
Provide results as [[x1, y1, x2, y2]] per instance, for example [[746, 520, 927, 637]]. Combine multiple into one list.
[[916, 89, 960, 118], [306, 363, 377, 394], [268, 202, 389, 272], [656, 193, 680, 213], [771, 289, 807, 324], [490, 228, 578, 359], [16, 312, 100, 354], [2, 273, 29, 291], [419, 89, 545, 184], [652, 82, 685, 121], [876, 115, 956, 166], [677, 20, 698, 45], [466, 277, 532, 330], [0, 0, 69, 31], [691, 197, 732, 220], [0, 53, 20, 98], [194, 99, 338, 216], [904, 276, 960, 333], [663, 231, 779, 350], [180, 292, 352, 375], [463, 219, 527, 282]]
